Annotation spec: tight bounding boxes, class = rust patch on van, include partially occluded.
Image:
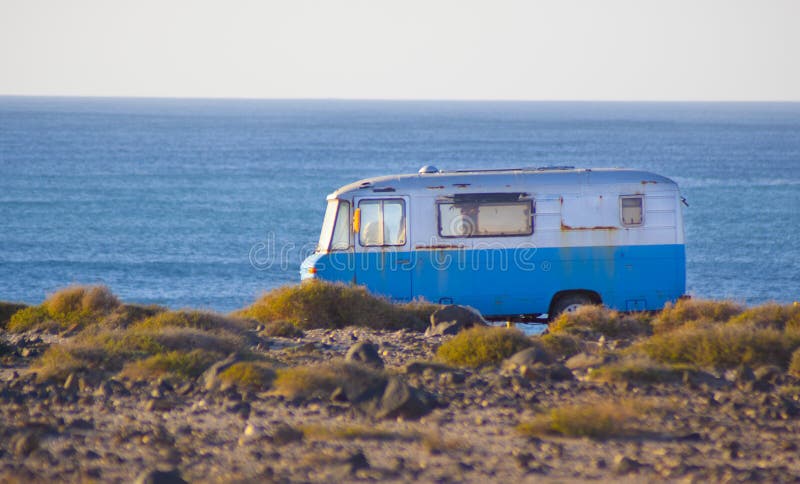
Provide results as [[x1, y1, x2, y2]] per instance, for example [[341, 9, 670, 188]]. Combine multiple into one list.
[[561, 222, 618, 231], [641, 180, 658, 185], [453, 183, 471, 188], [415, 244, 465, 250], [426, 185, 445, 190]]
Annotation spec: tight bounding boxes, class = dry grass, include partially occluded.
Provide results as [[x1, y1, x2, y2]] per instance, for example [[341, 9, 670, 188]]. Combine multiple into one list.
[[234, 281, 436, 331], [789, 348, 800, 378], [119, 349, 220, 380], [134, 310, 254, 334], [634, 322, 800, 369], [588, 355, 691, 383], [516, 400, 650, 439], [727, 302, 800, 331], [300, 424, 419, 441], [271, 361, 385, 399], [549, 305, 652, 339], [7, 285, 122, 332], [216, 362, 276, 391], [652, 299, 743, 334], [436, 326, 532, 367]]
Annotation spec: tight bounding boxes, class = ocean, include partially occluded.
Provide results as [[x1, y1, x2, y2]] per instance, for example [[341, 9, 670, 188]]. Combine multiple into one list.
[[1, 97, 798, 313]]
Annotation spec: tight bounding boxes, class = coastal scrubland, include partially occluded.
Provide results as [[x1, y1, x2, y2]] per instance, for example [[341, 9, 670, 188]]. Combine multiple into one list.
[[2, 282, 800, 482]]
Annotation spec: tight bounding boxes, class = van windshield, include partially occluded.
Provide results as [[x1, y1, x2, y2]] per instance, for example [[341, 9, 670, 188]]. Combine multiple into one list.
[[317, 200, 350, 252]]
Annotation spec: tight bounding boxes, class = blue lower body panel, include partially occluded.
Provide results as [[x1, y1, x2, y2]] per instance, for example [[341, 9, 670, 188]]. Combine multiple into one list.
[[302, 244, 686, 317]]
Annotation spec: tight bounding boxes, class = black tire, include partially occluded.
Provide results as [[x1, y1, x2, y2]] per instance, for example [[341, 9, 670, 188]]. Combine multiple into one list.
[[549, 293, 595, 321]]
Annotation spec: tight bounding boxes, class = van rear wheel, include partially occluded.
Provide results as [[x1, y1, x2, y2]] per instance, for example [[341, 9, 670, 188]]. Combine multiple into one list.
[[550, 293, 595, 320]]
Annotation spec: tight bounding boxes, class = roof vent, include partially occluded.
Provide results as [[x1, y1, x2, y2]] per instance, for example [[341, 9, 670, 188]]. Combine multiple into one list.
[[418, 165, 439, 174]]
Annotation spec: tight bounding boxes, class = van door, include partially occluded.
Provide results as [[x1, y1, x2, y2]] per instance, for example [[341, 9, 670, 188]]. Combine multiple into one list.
[[354, 196, 413, 301]]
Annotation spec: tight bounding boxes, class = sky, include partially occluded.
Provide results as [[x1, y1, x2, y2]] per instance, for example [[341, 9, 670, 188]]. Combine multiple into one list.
[[0, 0, 798, 101]]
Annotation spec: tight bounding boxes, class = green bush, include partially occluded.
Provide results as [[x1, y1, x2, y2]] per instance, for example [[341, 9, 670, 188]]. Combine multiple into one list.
[[437, 326, 532, 367], [549, 305, 651, 339], [652, 299, 743, 334], [634, 323, 800, 369], [235, 281, 435, 331]]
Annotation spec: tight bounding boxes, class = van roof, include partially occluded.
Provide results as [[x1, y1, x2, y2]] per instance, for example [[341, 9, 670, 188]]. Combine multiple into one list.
[[331, 167, 677, 198]]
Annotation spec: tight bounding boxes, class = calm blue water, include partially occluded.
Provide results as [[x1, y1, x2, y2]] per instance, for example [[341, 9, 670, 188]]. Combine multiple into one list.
[[1, 97, 798, 312]]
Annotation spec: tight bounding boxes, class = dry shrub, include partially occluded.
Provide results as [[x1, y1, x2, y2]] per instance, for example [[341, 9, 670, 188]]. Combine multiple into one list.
[[588, 355, 690, 383], [634, 323, 800, 369], [516, 400, 647, 439], [134, 310, 254, 334], [272, 361, 385, 399], [8, 285, 121, 332], [652, 299, 743, 334], [0, 302, 28, 330], [437, 326, 532, 367], [153, 327, 244, 354], [538, 332, 584, 359], [217, 362, 276, 391], [549, 305, 651, 339], [119, 349, 220, 380], [790, 348, 800, 378], [102, 304, 166, 329], [728, 302, 800, 331], [234, 281, 432, 331], [261, 320, 304, 338]]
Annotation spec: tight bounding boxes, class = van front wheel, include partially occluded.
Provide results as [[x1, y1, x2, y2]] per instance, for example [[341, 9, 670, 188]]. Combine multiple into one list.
[[549, 293, 594, 320]]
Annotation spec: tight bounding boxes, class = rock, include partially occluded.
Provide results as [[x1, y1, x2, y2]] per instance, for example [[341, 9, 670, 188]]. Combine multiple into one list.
[[269, 423, 303, 445], [565, 352, 607, 370], [503, 346, 553, 371], [613, 455, 642, 474], [365, 377, 435, 420], [199, 353, 238, 391], [724, 365, 755, 384], [345, 342, 384, 369], [133, 468, 187, 484], [425, 305, 487, 336]]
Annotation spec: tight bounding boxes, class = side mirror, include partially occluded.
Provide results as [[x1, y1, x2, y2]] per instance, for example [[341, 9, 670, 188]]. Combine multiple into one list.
[[353, 208, 361, 233]]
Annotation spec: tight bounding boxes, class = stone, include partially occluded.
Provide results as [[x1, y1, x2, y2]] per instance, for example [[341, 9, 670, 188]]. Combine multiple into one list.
[[613, 455, 642, 474], [133, 468, 187, 484], [367, 377, 436, 420], [425, 305, 487, 336], [503, 346, 553, 370], [345, 342, 384, 369], [13, 432, 40, 457], [269, 423, 303, 445]]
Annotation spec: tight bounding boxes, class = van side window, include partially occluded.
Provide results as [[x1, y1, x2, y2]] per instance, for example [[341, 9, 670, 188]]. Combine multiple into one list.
[[438, 201, 532, 237], [359, 199, 406, 246], [620, 196, 643, 226], [330, 201, 351, 250]]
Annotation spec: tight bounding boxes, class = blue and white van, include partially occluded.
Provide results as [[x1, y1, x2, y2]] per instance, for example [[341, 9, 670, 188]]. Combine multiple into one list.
[[301, 166, 686, 319]]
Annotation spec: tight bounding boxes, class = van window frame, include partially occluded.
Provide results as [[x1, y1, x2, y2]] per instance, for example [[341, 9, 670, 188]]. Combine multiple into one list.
[[436, 198, 534, 238], [329, 200, 351, 251], [357, 198, 407, 247], [619, 195, 644, 227]]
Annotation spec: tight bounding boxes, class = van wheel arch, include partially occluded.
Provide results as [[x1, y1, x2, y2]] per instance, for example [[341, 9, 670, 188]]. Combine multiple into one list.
[[548, 290, 602, 321]]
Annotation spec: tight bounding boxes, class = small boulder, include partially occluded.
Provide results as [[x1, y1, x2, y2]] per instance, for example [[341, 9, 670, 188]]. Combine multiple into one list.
[[345, 342, 384, 369], [133, 468, 187, 484], [366, 377, 436, 420], [425, 305, 487, 336], [503, 346, 553, 371]]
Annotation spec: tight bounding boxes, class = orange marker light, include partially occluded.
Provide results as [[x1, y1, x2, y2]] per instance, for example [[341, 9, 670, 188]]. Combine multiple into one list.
[[308, 267, 317, 274]]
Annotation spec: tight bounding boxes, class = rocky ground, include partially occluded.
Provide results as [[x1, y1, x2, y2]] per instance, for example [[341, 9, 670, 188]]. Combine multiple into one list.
[[3, 325, 800, 483]]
